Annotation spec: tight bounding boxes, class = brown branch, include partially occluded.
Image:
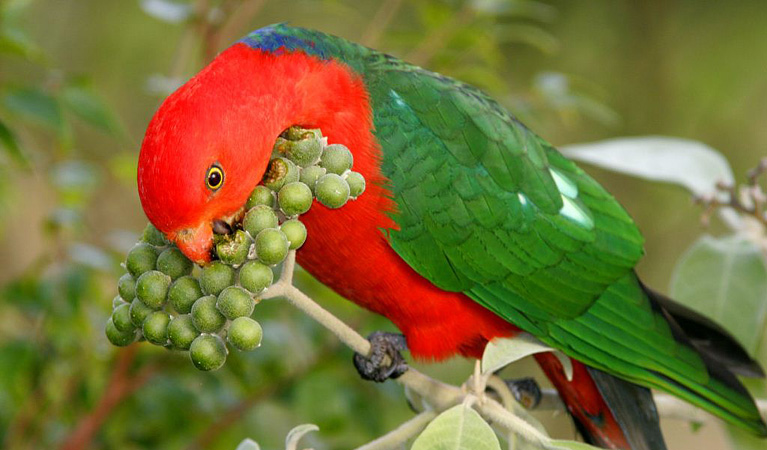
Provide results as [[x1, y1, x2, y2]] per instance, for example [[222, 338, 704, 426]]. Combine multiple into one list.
[[359, 0, 404, 47], [59, 347, 157, 450], [695, 159, 767, 228]]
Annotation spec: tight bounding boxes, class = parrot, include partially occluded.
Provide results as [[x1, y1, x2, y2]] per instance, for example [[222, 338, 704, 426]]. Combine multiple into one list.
[[137, 24, 767, 449]]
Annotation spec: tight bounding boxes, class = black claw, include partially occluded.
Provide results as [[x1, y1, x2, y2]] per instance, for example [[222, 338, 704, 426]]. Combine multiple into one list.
[[505, 377, 542, 409], [353, 331, 409, 383]]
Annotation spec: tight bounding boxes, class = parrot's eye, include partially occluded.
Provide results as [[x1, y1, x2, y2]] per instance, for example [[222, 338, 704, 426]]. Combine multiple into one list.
[[206, 164, 224, 191]]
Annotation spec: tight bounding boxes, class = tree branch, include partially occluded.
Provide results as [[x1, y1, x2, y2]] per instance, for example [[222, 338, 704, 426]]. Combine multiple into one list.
[[59, 347, 156, 450], [259, 251, 767, 448]]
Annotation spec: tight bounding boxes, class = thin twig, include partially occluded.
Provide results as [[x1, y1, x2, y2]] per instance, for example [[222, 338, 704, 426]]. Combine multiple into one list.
[[59, 347, 157, 450], [354, 410, 437, 450]]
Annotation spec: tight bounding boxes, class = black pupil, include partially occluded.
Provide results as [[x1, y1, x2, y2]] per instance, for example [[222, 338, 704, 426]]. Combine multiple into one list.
[[208, 169, 221, 187]]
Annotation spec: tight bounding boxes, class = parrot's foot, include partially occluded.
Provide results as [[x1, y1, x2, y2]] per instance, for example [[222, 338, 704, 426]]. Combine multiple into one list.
[[353, 331, 409, 383], [505, 377, 542, 409]]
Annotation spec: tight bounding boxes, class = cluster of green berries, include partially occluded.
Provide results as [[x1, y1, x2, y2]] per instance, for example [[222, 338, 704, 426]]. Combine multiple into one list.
[[106, 127, 365, 372]]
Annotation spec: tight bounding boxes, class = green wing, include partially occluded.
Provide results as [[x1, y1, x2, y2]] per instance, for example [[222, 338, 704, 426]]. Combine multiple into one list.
[[362, 54, 765, 434]]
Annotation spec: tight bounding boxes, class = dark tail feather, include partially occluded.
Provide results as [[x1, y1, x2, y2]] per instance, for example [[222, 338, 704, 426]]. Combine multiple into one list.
[[536, 353, 667, 450], [587, 366, 667, 450], [641, 283, 764, 378]]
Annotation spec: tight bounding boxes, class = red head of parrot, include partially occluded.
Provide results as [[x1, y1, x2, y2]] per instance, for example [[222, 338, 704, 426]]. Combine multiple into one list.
[[137, 44, 375, 264]]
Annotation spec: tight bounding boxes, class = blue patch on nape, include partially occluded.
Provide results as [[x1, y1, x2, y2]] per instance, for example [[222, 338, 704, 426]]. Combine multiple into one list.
[[239, 24, 328, 59]]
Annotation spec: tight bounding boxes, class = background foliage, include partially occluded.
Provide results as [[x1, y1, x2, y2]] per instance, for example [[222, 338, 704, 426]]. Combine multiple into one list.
[[1, 0, 766, 449]]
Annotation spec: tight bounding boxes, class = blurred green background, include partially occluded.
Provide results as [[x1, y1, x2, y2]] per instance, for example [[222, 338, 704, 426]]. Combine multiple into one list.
[[1, 0, 765, 449]]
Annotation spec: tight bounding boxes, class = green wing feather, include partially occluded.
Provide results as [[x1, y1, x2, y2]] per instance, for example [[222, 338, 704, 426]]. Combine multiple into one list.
[[362, 53, 766, 434]]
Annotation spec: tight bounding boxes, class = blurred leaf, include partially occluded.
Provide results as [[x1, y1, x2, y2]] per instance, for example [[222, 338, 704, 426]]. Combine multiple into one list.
[[670, 234, 767, 355], [471, 0, 556, 21], [561, 136, 734, 198], [146, 74, 185, 96], [412, 403, 501, 450], [0, 28, 43, 60], [1, 86, 63, 131], [61, 81, 119, 133], [235, 438, 261, 450], [109, 152, 138, 186], [50, 160, 100, 192], [727, 425, 767, 450], [69, 243, 113, 272], [482, 333, 572, 381], [0, 117, 26, 164], [532, 72, 618, 125], [497, 24, 559, 54], [285, 424, 318, 450], [140, 0, 194, 24], [550, 439, 605, 450]]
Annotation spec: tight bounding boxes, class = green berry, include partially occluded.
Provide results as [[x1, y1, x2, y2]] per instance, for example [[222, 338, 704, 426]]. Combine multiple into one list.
[[278, 182, 313, 216], [299, 165, 326, 193], [168, 276, 203, 314], [106, 317, 137, 347], [255, 229, 289, 265], [315, 173, 350, 209], [216, 286, 254, 320], [125, 243, 158, 277], [189, 334, 227, 371], [262, 157, 299, 191], [345, 171, 366, 198], [216, 230, 252, 266], [112, 295, 127, 309], [243, 205, 279, 237], [112, 302, 134, 332], [200, 261, 236, 296], [168, 315, 199, 350], [157, 247, 193, 280], [117, 273, 136, 301], [280, 219, 307, 250], [135, 270, 171, 309], [282, 126, 321, 142], [227, 317, 263, 351], [143, 311, 171, 345], [286, 138, 323, 167], [246, 185, 275, 209], [141, 223, 169, 246], [191, 295, 226, 333], [238, 261, 273, 294], [320, 144, 353, 174], [129, 298, 154, 327]]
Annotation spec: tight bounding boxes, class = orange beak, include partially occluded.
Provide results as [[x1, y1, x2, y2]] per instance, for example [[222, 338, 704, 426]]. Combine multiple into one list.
[[172, 223, 214, 265]]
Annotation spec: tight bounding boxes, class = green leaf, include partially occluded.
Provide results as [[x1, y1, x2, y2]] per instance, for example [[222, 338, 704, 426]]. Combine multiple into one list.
[[61, 82, 118, 133], [482, 333, 573, 381], [549, 439, 605, 450], [285, 423, 318, 450], [1, 87, 63, 131], [561, 136, 734, 198], [670, 234, 767, 355], [0, 29, 43, 60], [411, 403, 501, 450], [235, 438, 261, 450], [0, 118, 26, 164]]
